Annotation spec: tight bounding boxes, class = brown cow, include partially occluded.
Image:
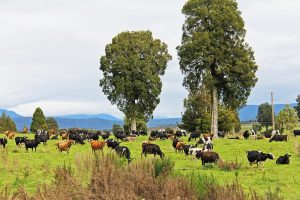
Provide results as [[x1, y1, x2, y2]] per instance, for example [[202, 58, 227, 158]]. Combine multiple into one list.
[[57, 140, 73, 154], [175, 141, 185, 153], [61, 132, 69, 140], [122, 136, 136, 142], [90, 140, 105, 153], [196, 151, 220, 165], [6, 131, 16, 139]]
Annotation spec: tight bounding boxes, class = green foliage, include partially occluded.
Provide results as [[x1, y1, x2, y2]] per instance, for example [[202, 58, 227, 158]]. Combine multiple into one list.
[[294, 95, 300, 119], [100, 31, 172, 129], [179, 88, 211, 132], [46, 117, 58, 131], [177, 0, 258, 110], [112, 124, 123, 135], [218, 107, 240, 133], [252, 123, 262, 133], [257, 102, 272, 130], [123, 115, 147, 133], [276, 104, 299, 130], [30, 107, 48, 132], [0, 112, 17, 132]]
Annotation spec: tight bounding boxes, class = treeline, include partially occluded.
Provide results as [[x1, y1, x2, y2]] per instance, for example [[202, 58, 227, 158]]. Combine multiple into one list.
[[0, 112, 17, 132]]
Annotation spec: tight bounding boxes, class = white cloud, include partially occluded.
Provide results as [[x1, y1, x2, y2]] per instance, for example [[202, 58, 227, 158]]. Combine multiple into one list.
[[0, 0, 299, 117]]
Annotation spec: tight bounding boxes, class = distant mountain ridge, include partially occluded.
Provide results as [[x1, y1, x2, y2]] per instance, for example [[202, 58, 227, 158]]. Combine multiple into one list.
[[0, 103, 297, 131]]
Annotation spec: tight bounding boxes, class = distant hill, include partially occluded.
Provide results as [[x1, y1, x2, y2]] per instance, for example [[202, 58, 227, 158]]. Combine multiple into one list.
[[0, 109, 23, 119], [238, 103, 297, 121], [1, 103, 298, 131], [58, 114, 122, 121]]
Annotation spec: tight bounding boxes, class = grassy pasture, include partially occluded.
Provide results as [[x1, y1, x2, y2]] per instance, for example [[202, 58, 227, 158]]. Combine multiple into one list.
[[0, 130, 300, 199]]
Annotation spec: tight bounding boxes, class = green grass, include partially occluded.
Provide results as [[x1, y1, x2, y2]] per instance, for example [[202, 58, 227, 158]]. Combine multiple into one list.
[[1, 129, 300, 199]]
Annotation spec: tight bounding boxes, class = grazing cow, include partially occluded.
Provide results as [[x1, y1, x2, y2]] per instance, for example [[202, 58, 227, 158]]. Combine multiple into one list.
[[24, 139, 40, 152], [189, 148, 203, 156], [293, 130, 300, 137], [115, 146, 131, 163], [250, 130, 257, 140], [90, 140, 105, 153], [35, 133, 49, 145], [269, 135, 288, 142], [158, 131, 167, 140], [175, 141, 185, 153], [272, 130, 281, 136], [175, 130, 183, 138], [114, 131, 127, 141], [61, 132, 69, 140], [15, 136, 27, 146], [183, 144, 195, 156], [217, 131, 225, 138], [276, 154, 291, 164], [172, 138, 179, 150], [101, 131, 110, 140], [7, 132, 16, 139], [188, 131, 200, 142], [141, 143, 164, 158], [57, 140, 73, 154], [243, 130, 250, 139], [106, 139, 120, 149], [246, 150, 274, 167], [264, 132, 272, 138], [139, 130, 147, 136], [196, 151, 220, 165], [69, 134, 84, 144], [0, 138, 8, 148], [122, 136, 136, 142]]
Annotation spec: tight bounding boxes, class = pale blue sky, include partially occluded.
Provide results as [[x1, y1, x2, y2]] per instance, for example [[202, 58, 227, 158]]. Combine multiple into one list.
[[0, 0, 299, 117]]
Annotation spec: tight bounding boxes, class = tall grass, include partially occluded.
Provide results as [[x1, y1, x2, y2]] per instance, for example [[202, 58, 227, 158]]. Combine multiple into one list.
[[0, 152, 284, 200]]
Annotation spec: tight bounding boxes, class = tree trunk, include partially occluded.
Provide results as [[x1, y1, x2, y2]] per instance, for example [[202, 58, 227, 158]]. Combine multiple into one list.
[[211, 86, 218, 138], [131, 117, 137, 132]]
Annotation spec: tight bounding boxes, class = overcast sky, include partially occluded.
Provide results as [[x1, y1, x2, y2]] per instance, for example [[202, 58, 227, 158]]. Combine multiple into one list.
[[0, 0, 299, 118]]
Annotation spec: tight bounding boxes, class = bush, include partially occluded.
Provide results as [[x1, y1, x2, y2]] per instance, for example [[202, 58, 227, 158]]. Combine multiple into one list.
[[218, 158, 243, 172]]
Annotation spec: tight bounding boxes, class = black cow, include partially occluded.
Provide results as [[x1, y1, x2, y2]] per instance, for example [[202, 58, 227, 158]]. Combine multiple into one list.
[[69, 134, 85, 144], [24, 139, 40, 152], [138, 130, 146, 136], [269, 135, 288, 142], [115, 146, 131, 163], [246, 150, 274, 166], [106, 139, 120, 149], [243, 130, 250, 139], [158, 131, 167, 140], [114, 131, 127, 140], [0, 138, 7, 148], [218, 131, 225, 138], [35, 133, 49, 145], [183, 144, 195, 156], [293, 130, 300, 137], [101, 131, 110, 140], [188, 131, 200, 142], [51, 135, 59, 140], [195, 151, 220, 165], [141, 143, 164, 158], [15, 136, 27, 146], [172, 138, 179, 150], [276, 154, 291, 164]]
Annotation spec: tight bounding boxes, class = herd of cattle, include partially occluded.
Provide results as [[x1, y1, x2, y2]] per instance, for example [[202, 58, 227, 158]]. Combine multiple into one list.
[[0, 128, 300, 167]]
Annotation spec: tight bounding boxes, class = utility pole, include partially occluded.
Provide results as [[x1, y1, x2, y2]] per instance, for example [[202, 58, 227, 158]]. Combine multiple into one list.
[[271, 92, 275, 131]]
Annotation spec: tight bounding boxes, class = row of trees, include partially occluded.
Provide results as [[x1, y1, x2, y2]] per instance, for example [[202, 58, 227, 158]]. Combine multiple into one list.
[[0, 113, 17, 132], [30, 107, 59, 132], [257, 101, 299, 132], [99, 0, 258, 136]]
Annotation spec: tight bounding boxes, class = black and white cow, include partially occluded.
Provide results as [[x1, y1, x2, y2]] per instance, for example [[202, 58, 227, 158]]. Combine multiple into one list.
[[276, 154, 291, 164], [269, 135, 288, 142], [246, 150, 274, 167], [115, 146, 131, 163], [0, 138, 8, 148]]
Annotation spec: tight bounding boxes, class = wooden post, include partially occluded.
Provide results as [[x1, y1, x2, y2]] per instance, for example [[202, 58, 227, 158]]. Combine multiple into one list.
[[271, 92, 275, 131]]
